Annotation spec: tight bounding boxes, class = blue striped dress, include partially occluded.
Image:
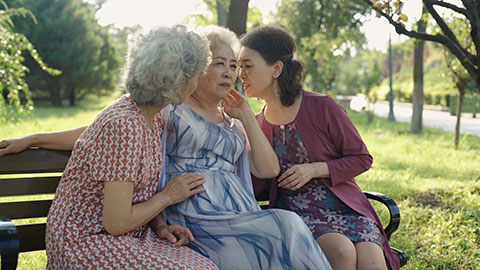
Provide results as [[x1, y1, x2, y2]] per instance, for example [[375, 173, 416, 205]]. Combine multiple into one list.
[[163, 104, 331, 270]]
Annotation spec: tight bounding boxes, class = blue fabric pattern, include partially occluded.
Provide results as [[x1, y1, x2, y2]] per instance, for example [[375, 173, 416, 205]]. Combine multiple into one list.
[[163, 104, 331, 270]]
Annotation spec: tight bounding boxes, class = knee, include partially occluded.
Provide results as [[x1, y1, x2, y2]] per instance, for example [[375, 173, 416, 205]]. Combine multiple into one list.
[[357, 263, 387, 270], [331, 243, 356, 262], [357, 256, 388, 270]]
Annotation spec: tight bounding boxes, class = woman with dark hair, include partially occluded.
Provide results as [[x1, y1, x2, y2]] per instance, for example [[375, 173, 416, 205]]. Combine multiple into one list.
[[240, 25, 399, 270]]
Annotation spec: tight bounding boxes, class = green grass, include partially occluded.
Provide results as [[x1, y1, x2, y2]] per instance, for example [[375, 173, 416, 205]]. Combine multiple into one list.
[[1, 93, 480, 269], [351, 113, 480, 269]]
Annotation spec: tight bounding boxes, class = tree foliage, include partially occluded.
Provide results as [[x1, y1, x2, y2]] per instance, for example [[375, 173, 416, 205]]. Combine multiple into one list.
[[185, 0, 262, 35], [0, 1, 59, 121], [6, 0, 121, 106], [362, 0, 480, 93], [275, 0, 370, 93]]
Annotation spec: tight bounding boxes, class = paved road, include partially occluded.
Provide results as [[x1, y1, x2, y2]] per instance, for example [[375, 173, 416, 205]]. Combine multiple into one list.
[[352, 101, 480, 137]]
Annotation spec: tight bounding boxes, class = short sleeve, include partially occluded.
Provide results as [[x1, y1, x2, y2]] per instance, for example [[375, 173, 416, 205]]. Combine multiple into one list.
[[88, 118, 143, 183]]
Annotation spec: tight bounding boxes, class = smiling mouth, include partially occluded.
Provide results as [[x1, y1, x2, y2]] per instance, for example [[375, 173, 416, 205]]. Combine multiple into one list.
[[220, 83, 231, 88]]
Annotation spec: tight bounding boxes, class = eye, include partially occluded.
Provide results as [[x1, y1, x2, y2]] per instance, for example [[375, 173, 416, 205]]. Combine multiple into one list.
[[215, 62, 225, 66], [230, 64, 237, 69]]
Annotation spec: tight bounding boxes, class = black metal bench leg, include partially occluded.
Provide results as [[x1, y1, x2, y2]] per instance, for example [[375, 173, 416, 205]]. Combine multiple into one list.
[[0, 216, 19, 270]]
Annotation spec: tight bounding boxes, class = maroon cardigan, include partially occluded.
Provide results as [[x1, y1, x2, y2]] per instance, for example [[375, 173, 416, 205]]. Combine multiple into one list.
[[252, 91, 400, 270]]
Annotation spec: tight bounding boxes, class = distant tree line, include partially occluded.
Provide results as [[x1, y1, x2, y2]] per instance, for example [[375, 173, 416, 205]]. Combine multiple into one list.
[[5, 0, 122, 106]]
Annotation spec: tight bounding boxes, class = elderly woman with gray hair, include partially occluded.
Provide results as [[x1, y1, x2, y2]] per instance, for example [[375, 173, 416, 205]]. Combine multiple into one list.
[[40, 25, 217, 269]]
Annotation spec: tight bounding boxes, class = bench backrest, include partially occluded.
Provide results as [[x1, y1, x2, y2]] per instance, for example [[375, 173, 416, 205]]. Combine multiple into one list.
[[0, 149, 71, 252]]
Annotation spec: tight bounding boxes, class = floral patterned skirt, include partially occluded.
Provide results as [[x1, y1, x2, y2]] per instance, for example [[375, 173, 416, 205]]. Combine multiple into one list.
[[276, 181, 384, 249], [272, 122, 384, 249]]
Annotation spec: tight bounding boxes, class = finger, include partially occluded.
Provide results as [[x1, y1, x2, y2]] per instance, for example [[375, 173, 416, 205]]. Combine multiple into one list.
[[162, 230, 178, 244], [229, 89, 242, 99], [224, 94, 236, 106], [172, 225, 194, 242], [182, 173, 204, 182], [170, 227, 189, 246], [289, 181, 305, 191], [0, 148, 12, 157], [278, 168, 295, 183], [190, 187, 206, 196], [173, 235, 188, 246], [279, 175, 297, 188], [0, 140, 8, 148], [282, 179, 297, 189], [222, 98, 231, 107], [185, 228, 194, 241], [187, 176, 205, 185]]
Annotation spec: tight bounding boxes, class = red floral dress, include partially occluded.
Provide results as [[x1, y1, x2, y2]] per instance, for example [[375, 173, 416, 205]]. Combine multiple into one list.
[[45, 95, 217, 270]]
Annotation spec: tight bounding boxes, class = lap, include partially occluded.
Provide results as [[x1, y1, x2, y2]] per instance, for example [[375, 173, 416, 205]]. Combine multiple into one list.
[[47, 229, 217, 270]]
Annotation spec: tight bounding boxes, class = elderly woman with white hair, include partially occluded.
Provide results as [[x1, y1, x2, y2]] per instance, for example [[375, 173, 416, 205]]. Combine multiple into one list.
[[41, 25, 217, 269]]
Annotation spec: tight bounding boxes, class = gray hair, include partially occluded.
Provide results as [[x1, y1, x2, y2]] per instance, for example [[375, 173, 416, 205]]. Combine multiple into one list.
[[197, 25, 241, 59], [124, 24, 210, 107]]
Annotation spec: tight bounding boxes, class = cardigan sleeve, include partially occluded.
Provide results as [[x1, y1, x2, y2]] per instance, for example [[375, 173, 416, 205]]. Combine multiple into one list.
[[321, 97, 373, 187]]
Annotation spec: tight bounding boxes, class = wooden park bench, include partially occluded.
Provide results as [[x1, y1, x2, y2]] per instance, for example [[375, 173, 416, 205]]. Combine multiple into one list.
[[0, 149, 408, 269]]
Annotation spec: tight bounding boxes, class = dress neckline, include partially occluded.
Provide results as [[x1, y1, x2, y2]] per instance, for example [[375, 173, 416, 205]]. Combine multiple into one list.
[[181, 103, 234, 128]]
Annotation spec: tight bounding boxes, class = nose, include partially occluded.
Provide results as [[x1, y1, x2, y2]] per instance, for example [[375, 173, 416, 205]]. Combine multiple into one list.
[[224, 67, 235, 79]]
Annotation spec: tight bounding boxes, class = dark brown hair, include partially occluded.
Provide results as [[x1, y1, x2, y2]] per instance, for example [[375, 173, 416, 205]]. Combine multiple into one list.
[[240, 26, 304, 107]]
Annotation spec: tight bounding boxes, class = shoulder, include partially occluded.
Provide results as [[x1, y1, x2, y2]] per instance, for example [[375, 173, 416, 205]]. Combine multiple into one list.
[[303, 91, 337, 106], [301, 91, 343, 114], [88, 95, 145, 136]]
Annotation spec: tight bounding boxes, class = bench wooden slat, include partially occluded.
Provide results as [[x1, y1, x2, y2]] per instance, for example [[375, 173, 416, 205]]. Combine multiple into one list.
[[0, 177, 60, 196], [0, 200, 52, 220], [17, 223, 46, 252], [0, 149, 70, 174]]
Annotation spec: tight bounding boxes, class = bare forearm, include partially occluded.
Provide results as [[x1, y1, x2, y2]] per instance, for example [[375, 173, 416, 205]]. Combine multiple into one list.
[[238, 110, 280, 178], [104, 187, 173, 236], [124, 193, 172, 233], [29, 127, 87, 150]]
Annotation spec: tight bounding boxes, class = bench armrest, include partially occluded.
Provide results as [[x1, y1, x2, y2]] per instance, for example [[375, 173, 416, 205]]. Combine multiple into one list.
[[0, 216, 19, 270], [363, 191, 400, 240]]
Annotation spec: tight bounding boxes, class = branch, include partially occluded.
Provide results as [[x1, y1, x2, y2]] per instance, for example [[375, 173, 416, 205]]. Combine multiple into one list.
[[462, 0, 480, 63], [362, 0, 478, 83], [424, 0, 475, 62], [431, 0, 467, 18]]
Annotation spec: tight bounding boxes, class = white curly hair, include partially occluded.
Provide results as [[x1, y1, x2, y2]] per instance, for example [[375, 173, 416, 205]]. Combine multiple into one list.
[[197, 25, 241, 59], [124, 24, 210, 107]]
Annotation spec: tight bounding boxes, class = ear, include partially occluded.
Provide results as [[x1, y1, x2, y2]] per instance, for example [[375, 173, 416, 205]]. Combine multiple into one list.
[[272, 60, 283, 79]]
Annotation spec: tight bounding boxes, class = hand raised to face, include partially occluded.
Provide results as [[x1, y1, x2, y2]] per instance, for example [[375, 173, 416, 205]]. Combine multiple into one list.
[[222, 89, 253, 122]]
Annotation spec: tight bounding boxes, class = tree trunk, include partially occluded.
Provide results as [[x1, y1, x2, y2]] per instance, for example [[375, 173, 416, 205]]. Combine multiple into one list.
[[226, 0, 249, 36], [216, 0, 227, 26], [68, 87, 76, 106], [49, 80, 62, 106], [455, 88, 465, 149], [411, 6, 427, 134]]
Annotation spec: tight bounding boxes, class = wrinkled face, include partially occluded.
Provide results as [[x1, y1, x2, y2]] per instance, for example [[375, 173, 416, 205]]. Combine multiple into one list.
[[178, 72, 201, 103], [239, 47, 275, 99], [196, 42, 237, 100]]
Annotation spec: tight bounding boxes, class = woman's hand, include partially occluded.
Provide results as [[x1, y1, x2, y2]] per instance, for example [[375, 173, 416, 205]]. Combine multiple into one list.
[[278, 164, 316, 190], [160, 173, 206, 205], [156, 224, 195, 246], [222, 89, 253, 121], [0, 137, 33, 157]]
